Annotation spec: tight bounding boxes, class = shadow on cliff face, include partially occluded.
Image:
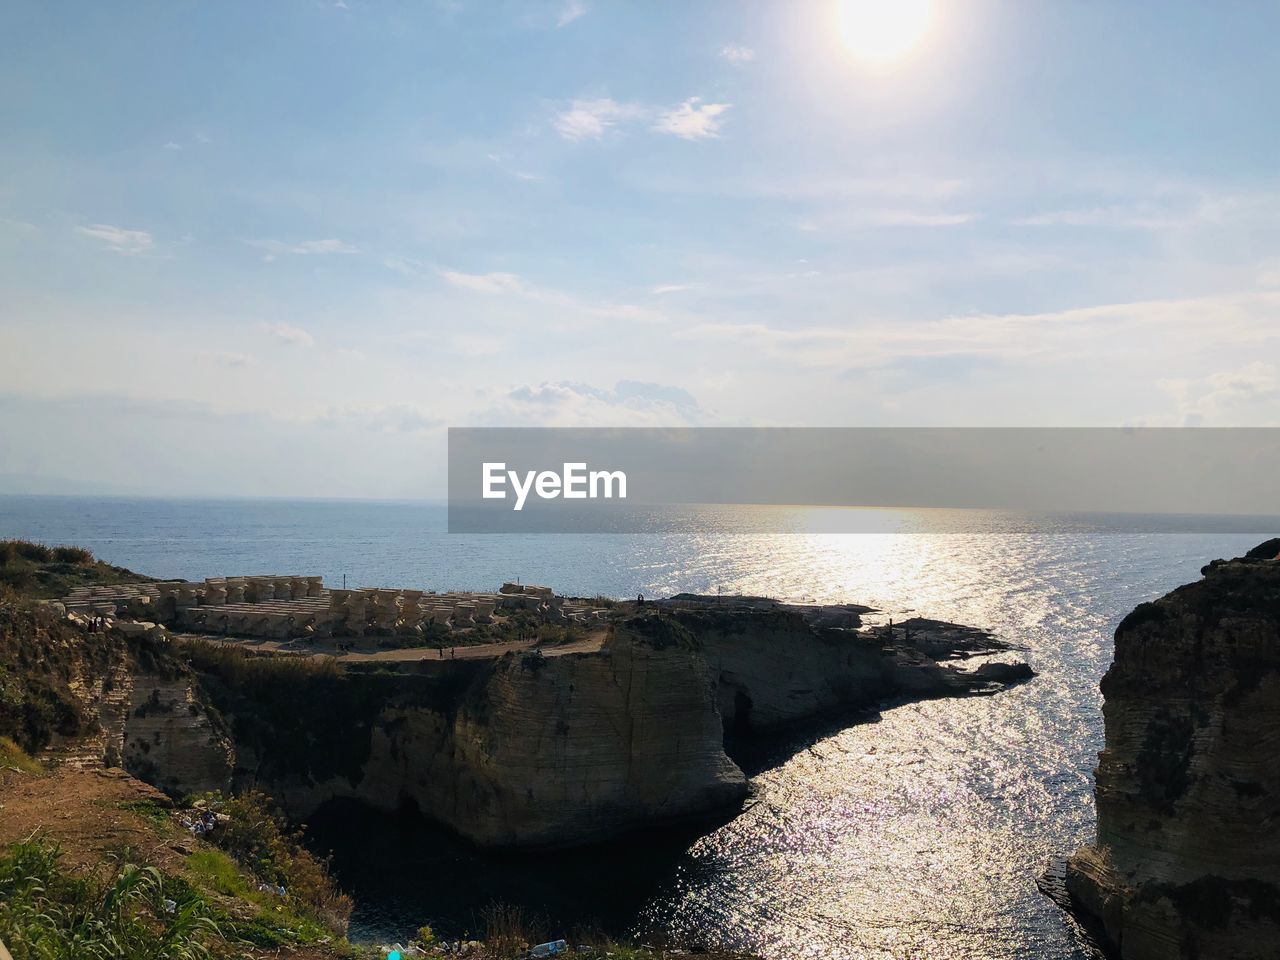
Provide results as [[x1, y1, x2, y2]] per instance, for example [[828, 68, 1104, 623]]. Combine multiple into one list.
[[303, 795, 742, 945], [724, 706, 881, 778]]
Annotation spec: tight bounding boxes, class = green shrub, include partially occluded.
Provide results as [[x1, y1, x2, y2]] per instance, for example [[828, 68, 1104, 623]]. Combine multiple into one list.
[[51, 545, 94, 565], [0, 541, 54, 566], [187, 791, 353, 934]]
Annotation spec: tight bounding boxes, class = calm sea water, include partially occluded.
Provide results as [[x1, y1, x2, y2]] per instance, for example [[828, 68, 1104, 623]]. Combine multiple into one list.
[[2, 495, 1272, 959]]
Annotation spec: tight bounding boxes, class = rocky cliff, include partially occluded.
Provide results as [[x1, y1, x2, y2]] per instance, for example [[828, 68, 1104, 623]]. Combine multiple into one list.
[[192, 604, 1028, 848], [1064, 538, 1280, 960], [0, 593, 232, 796]]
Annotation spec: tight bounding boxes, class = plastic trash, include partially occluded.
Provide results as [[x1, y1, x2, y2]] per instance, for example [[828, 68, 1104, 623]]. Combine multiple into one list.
[[529, 940, 568, 958]]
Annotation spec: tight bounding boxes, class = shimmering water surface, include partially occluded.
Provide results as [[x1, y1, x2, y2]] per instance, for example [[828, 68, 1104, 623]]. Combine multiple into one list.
[[2, 496, 1270, 960]]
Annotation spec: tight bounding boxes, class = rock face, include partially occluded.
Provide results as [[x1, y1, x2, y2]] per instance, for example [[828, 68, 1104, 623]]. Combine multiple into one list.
[[197, 605, 1028, 848], [118, 673, 234, 797], [368, 623, 746, 846], [1064, 539, 1280, 959], [212, 621, 748, 847]]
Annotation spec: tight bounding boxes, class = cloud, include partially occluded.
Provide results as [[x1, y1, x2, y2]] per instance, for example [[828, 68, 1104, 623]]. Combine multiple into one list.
[[674, 290, 1280, 373], [437, 268, 525, 294], [436, 265, 670, 325], [553, 96, 732, 142], [75, 223, 154, 255], [557, 0, 588, 26], [553, 98, 639, 140], [313, 404, 441, 434], [244, 238, 359, 261], [651, 283, 692, 295], [266, 323, 316, 347], [494, 379, 701, 426], [720, 44, 755, 63], [1011, 206, 1183, 230], [1160, 362, 1280, 425], [198, 350, 257, 368], [163, 141, 183, 151], [796, 208, 978, 231], [652, 98, 731, 140]]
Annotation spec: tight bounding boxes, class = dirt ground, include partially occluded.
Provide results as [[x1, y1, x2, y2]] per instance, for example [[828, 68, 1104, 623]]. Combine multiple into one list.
[[182, 625, 609, 664]]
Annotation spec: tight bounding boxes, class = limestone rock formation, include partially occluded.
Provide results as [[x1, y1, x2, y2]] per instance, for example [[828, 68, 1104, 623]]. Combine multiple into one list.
[[119, 673, 234, 797], [383, 624, 746, 846], [1064, 539, 1280, 959], [198, 604, 1028, 848]]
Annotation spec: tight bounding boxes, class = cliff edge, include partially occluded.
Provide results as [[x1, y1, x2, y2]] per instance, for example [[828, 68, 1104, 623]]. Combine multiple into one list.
[[1064, 537, 1280, 960]]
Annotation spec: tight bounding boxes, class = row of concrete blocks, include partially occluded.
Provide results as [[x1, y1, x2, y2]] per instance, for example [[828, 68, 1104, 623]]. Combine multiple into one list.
[[64, 583, 162, 599], [500, 582, 555, 600], [156, 576, 324, 608], [180, 604, 494, 642], [176, 597, 497, 639]]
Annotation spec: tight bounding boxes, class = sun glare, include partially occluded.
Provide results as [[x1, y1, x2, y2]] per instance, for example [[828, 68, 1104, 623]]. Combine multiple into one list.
[[836, 0, 935, 66]]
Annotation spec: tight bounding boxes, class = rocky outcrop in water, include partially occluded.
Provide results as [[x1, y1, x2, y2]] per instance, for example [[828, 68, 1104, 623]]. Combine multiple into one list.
[[195, 603, 1029, 848], [1064, 538, 1280, 960]]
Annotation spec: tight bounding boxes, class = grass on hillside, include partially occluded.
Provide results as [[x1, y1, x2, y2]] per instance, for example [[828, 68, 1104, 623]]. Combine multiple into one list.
[[0, 736, 42, 774], [0, 838, 224, 960], [0, 539, 152, 600]]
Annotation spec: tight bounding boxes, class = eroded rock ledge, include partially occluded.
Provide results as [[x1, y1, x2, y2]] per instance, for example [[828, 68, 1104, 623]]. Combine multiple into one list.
[[1063, 538, 1280, 960]]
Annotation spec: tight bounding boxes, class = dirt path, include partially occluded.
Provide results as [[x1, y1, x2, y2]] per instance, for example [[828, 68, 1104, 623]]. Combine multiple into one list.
[[177, 625, 610, 663]]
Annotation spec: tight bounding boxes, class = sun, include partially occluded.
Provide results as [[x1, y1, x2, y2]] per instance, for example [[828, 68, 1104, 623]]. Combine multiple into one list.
[[836, 0, 936, 66]]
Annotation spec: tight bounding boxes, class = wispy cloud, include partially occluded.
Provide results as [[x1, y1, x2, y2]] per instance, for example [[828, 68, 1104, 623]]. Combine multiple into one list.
[[198, 350, 257, 368], [796, 208, 978, 231], [75, 223, 154, 255], [653, 98, 731, 140], [266, 323, 316, 347], [675, 290, 1280, 372], [1011, 206, 1183, 230], [488, 379, 702, 426], [553, 98, 640, 140], [720, 43, 755, 63], [244, 238, 359, 261], [437, 268, 525, 294], [557, 0, 588, 27], [553, 96, 730, 142], [651, 283, 693, 295], [163, 141, 183, 151], [1160, 361, 1280, 425], [314, 404, 441, 434], [437, 266, 669, 324]]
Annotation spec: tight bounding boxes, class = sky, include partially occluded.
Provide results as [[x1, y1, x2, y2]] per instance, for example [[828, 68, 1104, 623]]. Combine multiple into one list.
[[1, 0, 1279, 498]]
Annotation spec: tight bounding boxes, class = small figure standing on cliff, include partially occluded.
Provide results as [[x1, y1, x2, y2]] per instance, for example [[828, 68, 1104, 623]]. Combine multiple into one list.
[[637, 593, 645, 605]]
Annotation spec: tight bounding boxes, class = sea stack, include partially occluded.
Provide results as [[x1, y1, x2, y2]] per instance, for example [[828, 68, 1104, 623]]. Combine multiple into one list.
[[1064, 538, 1280, 959]]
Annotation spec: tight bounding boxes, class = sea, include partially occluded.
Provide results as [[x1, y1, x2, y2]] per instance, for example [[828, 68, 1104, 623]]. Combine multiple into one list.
[[2, 494, 1274, 960]]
